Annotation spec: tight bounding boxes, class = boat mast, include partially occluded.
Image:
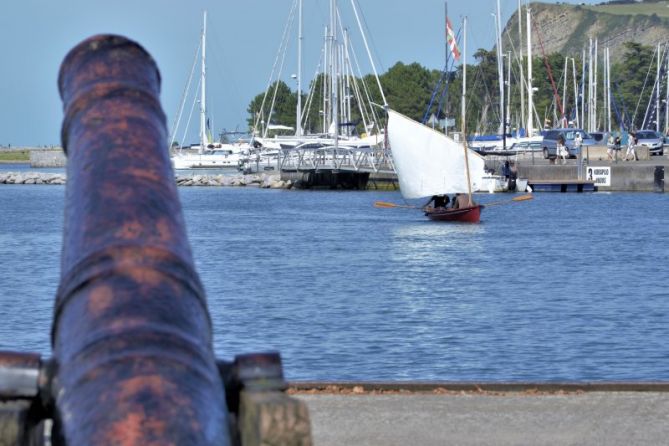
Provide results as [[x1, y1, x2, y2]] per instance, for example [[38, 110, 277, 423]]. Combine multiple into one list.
[[606, 48, 611, 133], [594, 39, 598, 131], [330, 0, 339, 149], [587, 37, 594, 132], [526, 7, 533, 137], [665, 45, 669, 134], [657, 43, 661, 132], [461, 16, 473, 204], [296, 0, 303, 137], [506, 51, 511, 138], [581, 49, 586, 130], [518, 0, 525, 133], [572, 58, 579, 129], [496, 0, 505, 145], [199, 10, 207, 155], [444, 2, 450, 124], [562, 57, 568, 127]]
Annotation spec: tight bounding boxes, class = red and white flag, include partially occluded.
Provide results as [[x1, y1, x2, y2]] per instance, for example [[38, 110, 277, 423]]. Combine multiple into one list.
[[446, 18, 460, 62]]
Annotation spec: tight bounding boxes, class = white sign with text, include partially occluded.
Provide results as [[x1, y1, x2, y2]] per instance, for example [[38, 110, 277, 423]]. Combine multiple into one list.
[[586, 166, 611, 186]]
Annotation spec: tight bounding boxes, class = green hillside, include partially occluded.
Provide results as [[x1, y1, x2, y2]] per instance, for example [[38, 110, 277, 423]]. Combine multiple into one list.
[[501, 1, 669, 61], [584, 1, 669, 17]]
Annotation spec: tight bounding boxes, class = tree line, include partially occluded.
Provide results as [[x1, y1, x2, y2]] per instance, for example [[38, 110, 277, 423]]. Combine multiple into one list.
[[245, 41, 663, 137]]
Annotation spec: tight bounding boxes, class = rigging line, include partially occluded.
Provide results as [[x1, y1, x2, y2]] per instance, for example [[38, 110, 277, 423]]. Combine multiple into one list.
[[631, 46, 657, 129], [424, 26, 463, 124], [334, 7, 369, 131], [180, 76, 202, 149], [641, 45, 666, 130], [350, 0, 385, 74], [263, 0, 299, 138], [206, 26, 244, 128], [347, 38, 381, 132], [436, 33, 463, 123], [302, 50, 326, 133], [252, 0, 299, 135], [347, 35, 376, 131], [350, 0, 387, 107], [530, 9, 563, 118], [169, 38, 201, 150], [423, 71, 447, 124], [503, 26, 542, 132]]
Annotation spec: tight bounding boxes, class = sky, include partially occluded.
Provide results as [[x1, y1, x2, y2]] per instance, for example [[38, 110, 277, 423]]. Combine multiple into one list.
[[0, 0, 601, 146]]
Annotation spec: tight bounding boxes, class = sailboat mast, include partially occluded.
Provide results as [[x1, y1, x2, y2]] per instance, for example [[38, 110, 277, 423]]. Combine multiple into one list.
[[526, 7, 533, 137], [588, 39, 593, 132], [606, 48, 611, 133], [657, 43, 661, 132], [581, 49, 586, 130], [199, 10, 207, 154], [461, 16, 473, 204], [594, 39, 598, 131], [444, 2, 449, 120], [330, 0, 339, 148], [518, 0, 525, 133], [495, 0, 505, 143], [562, 57, 568, 127], [572, 58, 579, 129], [296, 0, 303, 137], [665, 46, 669, 134], [506, 51, 511, 138]]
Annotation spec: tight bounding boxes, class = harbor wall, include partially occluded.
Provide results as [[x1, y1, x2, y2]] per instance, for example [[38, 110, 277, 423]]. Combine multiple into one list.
[[29, 148, 66, 167], [518, 164, 664, 192]]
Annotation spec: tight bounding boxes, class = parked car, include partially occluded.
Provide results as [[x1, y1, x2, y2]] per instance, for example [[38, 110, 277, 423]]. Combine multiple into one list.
[[588, 131, 608, 144], [541, 128, 595, 159], [634, 130, 664, 156], [509, 141, 542, 153]]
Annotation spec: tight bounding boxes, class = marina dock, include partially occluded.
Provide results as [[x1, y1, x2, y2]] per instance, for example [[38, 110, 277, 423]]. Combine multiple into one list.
[[294, 383, 669, 446], [290, 382, 669, 446], [13, 146, 669, 192]]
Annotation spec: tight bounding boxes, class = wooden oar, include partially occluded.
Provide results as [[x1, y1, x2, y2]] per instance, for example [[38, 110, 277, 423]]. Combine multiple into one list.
[[374, 201, 419, 209], [484, 194, 534, 207]]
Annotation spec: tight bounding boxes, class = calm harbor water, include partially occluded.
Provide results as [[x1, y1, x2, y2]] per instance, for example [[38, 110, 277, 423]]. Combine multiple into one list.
[[0, 177, 668, 382]]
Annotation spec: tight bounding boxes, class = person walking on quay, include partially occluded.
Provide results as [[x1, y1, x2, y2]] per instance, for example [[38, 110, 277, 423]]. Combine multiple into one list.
[[625, 132, 638, 161], [574, 131, 583, 156], [557, 134, 568, 164]]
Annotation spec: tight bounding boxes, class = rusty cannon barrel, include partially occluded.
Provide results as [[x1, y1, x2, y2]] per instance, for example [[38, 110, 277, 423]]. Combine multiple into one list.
[[53, 35, 231, 445]]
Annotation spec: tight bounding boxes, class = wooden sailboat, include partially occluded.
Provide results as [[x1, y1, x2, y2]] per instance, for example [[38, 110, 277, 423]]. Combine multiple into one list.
[[387, 109, 485, 222], [387, 16, 484, 223]]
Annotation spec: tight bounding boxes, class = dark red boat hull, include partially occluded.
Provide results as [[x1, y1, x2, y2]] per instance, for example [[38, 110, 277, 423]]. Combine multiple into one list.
[[425, 205, 484, 223]]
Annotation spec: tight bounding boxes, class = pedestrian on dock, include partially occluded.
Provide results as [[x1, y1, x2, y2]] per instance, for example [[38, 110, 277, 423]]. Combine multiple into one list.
[[557, 134, 568, 164], [625, 132, 638, 161]]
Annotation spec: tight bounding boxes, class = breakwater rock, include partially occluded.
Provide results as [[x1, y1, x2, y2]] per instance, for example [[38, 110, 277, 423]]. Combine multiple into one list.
[[175, 173, 292, 188], [0, 172, 66, 185], [0, 172, 292, 189]]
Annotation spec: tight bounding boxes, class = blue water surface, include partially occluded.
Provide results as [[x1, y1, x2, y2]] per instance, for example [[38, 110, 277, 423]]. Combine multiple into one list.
[[0, 183, 668, 382]]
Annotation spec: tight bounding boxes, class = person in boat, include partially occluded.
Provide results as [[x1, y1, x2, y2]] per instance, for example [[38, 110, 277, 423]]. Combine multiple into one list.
[[426, 194, 449, 209], [451, 193, 474, 210]]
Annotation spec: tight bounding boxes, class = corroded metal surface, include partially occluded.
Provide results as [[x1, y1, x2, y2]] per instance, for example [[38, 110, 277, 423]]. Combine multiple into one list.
[[54, 35, 230, 445], [0, 351, 40, 399]]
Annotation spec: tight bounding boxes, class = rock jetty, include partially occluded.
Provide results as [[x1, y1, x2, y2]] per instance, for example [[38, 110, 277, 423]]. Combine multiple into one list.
[[0, 172, 292, 189], [0, 172, 66, 185]]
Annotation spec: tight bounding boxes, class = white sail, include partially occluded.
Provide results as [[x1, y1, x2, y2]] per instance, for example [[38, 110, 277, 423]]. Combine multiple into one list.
[[387, 109, 485, 200]]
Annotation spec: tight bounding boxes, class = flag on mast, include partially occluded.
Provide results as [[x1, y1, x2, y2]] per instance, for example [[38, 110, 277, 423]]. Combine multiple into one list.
[[446, 18, 460, 62]]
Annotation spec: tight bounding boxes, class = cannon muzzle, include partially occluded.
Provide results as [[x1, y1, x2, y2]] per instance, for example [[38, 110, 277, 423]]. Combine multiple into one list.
[[0, 34, 311, 446], [53, 34, 230, 445]]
